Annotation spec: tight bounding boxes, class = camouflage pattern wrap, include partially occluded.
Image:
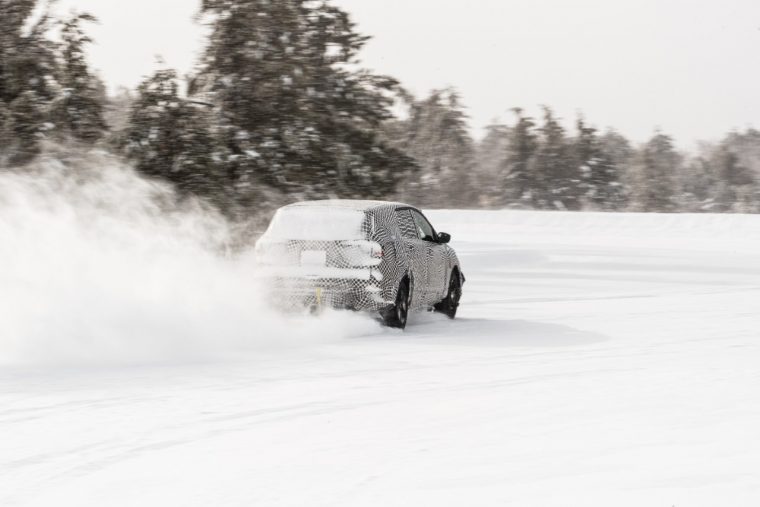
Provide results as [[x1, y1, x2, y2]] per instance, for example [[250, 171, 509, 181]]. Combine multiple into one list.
[[254, 200, 464, 314]]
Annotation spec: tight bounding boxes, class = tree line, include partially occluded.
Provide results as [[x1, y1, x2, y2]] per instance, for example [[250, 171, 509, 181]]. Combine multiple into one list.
[[2, 0, 759, 217]]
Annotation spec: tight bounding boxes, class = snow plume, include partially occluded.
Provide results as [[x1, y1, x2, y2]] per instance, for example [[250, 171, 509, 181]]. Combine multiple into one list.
[[0, 148, 379, 366]]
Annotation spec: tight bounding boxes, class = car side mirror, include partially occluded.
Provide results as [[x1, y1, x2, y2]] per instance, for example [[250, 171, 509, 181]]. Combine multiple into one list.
[[437, 232, 451, 244]]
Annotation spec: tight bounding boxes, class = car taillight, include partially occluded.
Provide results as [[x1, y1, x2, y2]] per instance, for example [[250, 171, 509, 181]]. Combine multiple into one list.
[[254, 240, 289, 265], [339, 240, 383, 266]]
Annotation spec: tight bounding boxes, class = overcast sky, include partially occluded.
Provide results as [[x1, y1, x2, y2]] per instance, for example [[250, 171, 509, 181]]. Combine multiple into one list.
[[55, 0, 760, 147]]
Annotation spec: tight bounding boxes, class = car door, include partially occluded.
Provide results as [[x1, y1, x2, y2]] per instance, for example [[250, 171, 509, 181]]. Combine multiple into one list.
[[394, 208, 428, 308], [409, 209, 448, 303]]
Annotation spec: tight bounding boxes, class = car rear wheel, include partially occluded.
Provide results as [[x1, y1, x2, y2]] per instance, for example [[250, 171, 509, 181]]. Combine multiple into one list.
[[382, 278, 410, 329], [434, 271, 461, 319]]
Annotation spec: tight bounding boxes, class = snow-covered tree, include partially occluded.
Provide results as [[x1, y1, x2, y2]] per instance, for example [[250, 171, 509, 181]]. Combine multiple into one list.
[[0, 0, 58, 164], [474, 122, 510, 207], [103, 86, 134, 134], [50, 13, 106, 143], [574, 118, 626, 210], [633, 131, 679, 212], [192, 0, 412, 206], [123, 69, 225, 204], [690, 130, 760, 212], [386, 88, 475, 207], [502, 109, 538, 207], [5, 90, 47, 164], [533, 107, 578, 210]]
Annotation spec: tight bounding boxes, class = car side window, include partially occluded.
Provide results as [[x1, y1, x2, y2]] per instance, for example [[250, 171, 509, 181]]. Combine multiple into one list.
[[395, 210, 418, 240], [410, 210, 436, 242]]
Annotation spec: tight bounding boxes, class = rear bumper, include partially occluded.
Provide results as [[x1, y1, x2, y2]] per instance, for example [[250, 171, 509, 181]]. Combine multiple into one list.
[[257, 273, 392, 312]]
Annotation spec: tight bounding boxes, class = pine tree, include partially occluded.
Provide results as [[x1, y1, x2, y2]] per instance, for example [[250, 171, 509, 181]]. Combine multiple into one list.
[[599, 130, 633, 169], [502, 108, 538, 207], [123, 69, 225, 204], [0, 0, 57, 103], [0, 0, 58, 164], [6, 90, 46, 164], [193, 0, 413, 207], [679, 155, 716, 212], [574, 118, 625, 210], [533, 107, 577, 209], [635, 132, 679, 212], [103, 86, 134, 133], [724, 129, 760, 211], [50, 13, 106, 143], [701, 131, 759, 212], [474, 123, 510, 207], [0, 99, 10, 155], [388, 88, 475, 207]]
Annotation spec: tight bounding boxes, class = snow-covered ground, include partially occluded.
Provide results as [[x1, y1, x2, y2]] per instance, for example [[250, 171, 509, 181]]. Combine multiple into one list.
[[3, 207, 760, 506]]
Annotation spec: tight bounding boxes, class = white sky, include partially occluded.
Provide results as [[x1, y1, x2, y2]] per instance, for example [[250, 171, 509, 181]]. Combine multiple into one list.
[[55, 0, 760, 146]]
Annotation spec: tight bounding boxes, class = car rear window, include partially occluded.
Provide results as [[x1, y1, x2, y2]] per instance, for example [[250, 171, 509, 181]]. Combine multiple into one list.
[[264, 207, 367, 240]]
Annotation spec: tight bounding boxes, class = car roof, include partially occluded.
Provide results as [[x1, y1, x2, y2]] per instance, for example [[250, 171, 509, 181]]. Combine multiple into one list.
[[281, 199, 411, 212]]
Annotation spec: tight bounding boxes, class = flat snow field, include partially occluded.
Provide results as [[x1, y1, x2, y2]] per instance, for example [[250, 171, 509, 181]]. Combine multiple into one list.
[[3, 210, 760, 506]]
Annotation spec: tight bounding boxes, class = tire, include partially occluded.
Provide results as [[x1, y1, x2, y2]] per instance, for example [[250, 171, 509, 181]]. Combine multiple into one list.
[[382, 278, 410, 329], [434, 270, 462, 319]]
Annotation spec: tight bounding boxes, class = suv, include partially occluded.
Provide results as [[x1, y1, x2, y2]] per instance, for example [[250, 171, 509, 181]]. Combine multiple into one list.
[[254, 200, 464, 329]]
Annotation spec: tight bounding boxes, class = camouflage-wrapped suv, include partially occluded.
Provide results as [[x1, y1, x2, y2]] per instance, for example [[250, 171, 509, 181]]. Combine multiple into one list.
[[254, 200, 464, 329]]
